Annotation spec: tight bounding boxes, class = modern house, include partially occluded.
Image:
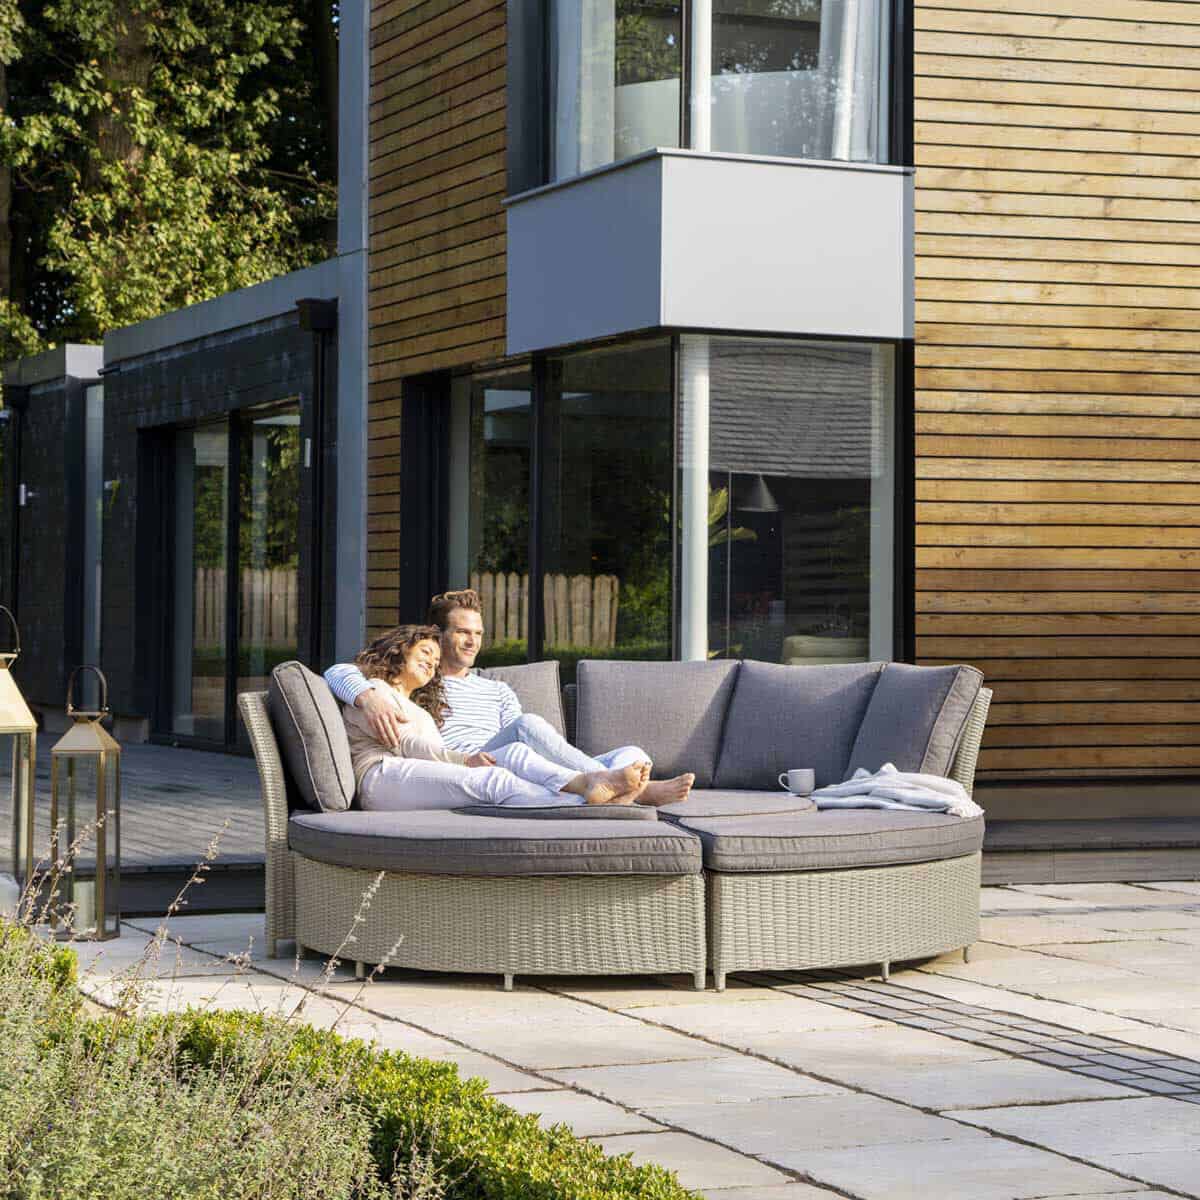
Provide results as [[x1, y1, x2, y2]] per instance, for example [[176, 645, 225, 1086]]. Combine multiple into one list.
[[1, 0, 1196, 876]]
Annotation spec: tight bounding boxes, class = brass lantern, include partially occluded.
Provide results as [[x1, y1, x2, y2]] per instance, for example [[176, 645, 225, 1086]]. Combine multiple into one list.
[[0, 606, 36, 889], [50, 666, 121, 940]]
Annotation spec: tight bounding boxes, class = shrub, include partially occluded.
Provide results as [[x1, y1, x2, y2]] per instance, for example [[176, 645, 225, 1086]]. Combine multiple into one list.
[[0, 923, 698, 1199]]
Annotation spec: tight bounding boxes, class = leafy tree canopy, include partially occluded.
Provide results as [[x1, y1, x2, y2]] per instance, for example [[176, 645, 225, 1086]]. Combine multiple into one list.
[[0, 0, 335, 357]]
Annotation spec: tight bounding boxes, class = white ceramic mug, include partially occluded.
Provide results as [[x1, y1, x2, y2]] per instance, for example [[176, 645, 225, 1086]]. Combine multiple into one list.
[[778, 768, 815, 796]]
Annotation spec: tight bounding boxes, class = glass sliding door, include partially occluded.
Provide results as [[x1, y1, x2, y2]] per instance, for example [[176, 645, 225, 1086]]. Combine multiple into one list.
[[541, 339, 673, 677], [448, 370, 533, 664], [236, 408, 301, 698], [171, 423, 230, 741], [679, 335, 894, 664], [169, 401, 302, 747]]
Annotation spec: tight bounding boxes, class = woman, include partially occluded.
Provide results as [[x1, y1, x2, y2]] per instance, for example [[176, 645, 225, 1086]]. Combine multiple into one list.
[[343, 625, 652, 812]]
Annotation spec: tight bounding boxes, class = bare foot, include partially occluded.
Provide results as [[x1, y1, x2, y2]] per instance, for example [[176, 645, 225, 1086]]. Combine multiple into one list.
[[583, 764, 647, 806], [637, 773, 695, 807]]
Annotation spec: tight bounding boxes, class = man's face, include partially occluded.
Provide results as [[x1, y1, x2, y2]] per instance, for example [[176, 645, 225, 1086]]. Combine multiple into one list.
[[441, 607, 484, 669]]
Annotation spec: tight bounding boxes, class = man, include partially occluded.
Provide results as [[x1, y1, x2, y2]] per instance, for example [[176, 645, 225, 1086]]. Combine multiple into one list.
[[325, 589, 693, 806]]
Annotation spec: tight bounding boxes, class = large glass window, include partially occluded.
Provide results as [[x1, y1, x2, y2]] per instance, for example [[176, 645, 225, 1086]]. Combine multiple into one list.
[[679, 335, 893, 664], [549, 0, 682, 181], [542, 339, 673, 676], [542, 0, 888, 182], [706, 0, 889, 160], [448, 369, 533, 665], [236, 409, 301, 697]]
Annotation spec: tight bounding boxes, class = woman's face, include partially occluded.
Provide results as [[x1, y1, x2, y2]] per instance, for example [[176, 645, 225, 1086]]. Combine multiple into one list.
[[403, 638, 441, 688]]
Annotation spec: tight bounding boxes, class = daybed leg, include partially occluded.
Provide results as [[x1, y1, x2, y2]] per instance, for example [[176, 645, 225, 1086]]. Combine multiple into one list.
[[355, 960, 366, 980], [693, 968, 706, 991], [963, 944, 972, 964], [502, 972, 514, 992], [714, 970, 726, 993], [880, 960, 890, 983]]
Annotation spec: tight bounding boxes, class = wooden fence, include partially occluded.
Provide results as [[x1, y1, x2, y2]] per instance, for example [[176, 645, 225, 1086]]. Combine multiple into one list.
[[470, 571, 620, 649], [195, 567, 298, 648]]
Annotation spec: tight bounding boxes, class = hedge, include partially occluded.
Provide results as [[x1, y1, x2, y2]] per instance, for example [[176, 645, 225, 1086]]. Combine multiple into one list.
[[166, 1011, 698, 1200]]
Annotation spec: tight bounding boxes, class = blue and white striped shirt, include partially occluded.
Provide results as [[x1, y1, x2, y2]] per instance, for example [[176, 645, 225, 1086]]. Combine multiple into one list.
[[324, 663, 522, 754]]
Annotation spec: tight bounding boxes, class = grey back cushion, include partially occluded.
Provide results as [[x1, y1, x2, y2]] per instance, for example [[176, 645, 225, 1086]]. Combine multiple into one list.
[[575, 660, 741, 788], [268, 661, 355, 813], [713, 660, 884, 791], [848, 662, 983, 778], [478, 660, 566, 736]]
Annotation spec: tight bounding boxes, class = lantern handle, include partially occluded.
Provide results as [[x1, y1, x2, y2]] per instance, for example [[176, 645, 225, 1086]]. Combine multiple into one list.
[[0, 606, 18, 659], [66, 665, 109, 718]]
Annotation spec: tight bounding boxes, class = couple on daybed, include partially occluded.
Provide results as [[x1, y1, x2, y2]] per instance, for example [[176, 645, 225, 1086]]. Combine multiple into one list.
[[324, 590, 695, 813]]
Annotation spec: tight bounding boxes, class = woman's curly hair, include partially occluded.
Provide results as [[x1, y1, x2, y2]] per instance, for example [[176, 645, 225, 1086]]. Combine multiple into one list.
[[354, 624, 450, 728]]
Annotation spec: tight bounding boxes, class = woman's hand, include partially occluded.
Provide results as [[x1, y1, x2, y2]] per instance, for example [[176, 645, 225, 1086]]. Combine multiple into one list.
[[464, 751, 496, 768], [356, 687, 407, 747]]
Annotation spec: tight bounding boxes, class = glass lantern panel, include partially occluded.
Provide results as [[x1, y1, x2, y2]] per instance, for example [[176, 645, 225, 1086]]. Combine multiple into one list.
[[0, 730, 36, 883], [51, 753, 120, 939]]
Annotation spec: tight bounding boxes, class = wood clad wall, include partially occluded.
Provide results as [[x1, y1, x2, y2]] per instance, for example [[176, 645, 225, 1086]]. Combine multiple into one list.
[[913, 0, 1200, 779], [367, 0, 508, 632]]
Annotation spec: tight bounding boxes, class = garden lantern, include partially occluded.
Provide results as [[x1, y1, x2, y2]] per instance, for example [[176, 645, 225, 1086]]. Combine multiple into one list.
[[0, 606, 36, 888], [50, 666, 121, 939]]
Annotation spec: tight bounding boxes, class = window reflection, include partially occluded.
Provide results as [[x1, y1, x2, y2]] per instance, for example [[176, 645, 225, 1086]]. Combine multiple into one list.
[[448, 370, 533, 665], [542, 339, 673, 679]]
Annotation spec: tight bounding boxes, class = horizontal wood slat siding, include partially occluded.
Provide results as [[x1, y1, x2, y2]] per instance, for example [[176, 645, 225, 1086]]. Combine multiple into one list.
[[914, 0, 1200, 780], [367, 0, 507, 631]]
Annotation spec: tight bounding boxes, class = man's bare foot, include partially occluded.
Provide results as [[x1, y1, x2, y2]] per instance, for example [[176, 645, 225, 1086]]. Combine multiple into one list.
[[582, 764, 647, 806], [637, 773, 695, 806]]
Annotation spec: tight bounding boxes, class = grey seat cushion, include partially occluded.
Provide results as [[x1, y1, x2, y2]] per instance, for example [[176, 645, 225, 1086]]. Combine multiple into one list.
[[575, 659, 740, 788], [289, 809, 701, 876], [478, 661, 567, 737], [848, 663, 983, 778], [674, 808, 983, 872], [456, 803, 657, 821], [658, 789, 815, 820], [713, 661, 884, 792], [268, 661, 355, 812]]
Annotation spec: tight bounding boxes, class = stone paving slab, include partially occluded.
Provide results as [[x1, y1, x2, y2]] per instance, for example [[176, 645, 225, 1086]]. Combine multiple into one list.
[[701, 1188, 840, 1200], [786, 1136, 1147, 1200], [495, 1088, 663, 1136], [547, 1057, 846, 1108], [591, 1132, 792, 1191]]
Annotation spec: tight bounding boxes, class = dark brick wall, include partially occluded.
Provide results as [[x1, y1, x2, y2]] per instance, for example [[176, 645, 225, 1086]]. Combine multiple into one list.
[[100, 315, 318, 723]]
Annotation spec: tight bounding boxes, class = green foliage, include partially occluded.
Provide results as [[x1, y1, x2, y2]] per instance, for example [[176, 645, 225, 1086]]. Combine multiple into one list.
[[0, 0, 334, 356], [0, 917, 699, 1199]]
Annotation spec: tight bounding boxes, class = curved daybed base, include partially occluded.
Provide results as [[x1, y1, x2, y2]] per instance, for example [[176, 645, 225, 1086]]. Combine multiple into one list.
[[238, 685, 991, 991]]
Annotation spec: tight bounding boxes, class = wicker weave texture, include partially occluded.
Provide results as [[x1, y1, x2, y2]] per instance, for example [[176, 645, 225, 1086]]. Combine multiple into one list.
[[237, 692, 295, 953], [709, 852, 981, 982], [949, 688, 992, 796], [294, 854, 707, 979]]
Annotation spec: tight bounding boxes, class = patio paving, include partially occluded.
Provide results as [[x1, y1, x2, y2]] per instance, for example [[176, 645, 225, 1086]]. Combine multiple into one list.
[[62, 879, 1200, 1199]]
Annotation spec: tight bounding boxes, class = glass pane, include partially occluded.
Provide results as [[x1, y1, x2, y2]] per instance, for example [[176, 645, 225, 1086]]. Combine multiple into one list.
[[0, 409, 11, 612], [549, 0, 682, 181], [709, 0, 889, 161], [236, 408, 301, 697], [449, 370, 533, 666], [172, 424, 229, 740], [682, 335, 893, 663], [542, 339, 673, 679]]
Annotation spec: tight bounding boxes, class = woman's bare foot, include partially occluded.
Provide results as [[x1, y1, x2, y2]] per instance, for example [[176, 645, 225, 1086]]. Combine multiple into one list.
[[582, 764, 647, 806], [637, 773, 695, 807]]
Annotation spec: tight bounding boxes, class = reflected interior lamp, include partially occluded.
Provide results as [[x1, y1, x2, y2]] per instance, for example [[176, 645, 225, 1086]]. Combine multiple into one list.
[[736, 473, 779, 513], [50, 666, 121, 940], [0, 606, 36, 888]]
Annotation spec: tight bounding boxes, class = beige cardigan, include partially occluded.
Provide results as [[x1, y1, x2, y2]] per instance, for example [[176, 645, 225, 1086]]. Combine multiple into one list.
[[342, 681, 467, 790]]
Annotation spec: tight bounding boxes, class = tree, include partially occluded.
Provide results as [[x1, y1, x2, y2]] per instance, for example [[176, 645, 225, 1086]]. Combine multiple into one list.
[[0, 0, 335, 357]]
